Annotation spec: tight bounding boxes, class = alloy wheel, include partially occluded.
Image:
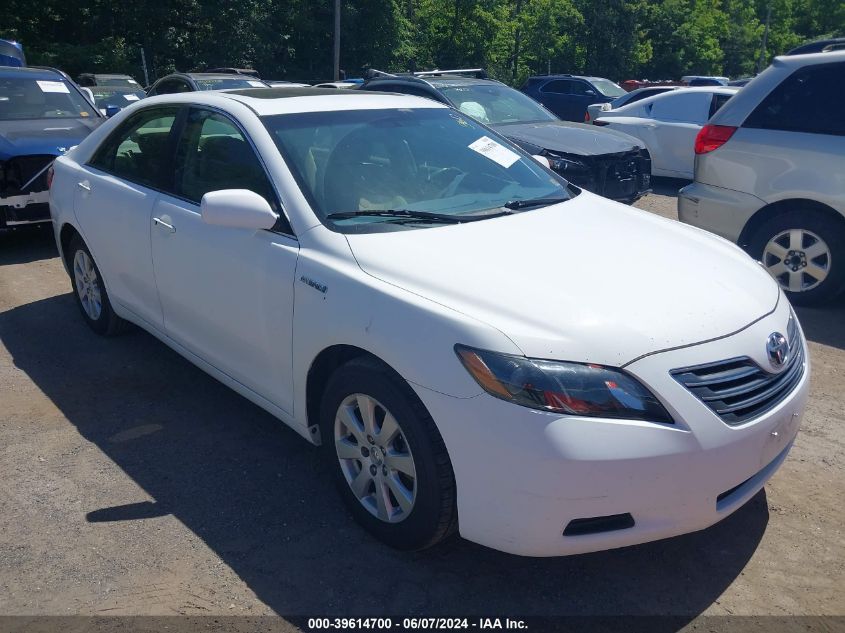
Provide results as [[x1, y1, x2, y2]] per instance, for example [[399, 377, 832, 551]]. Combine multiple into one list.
[[73, 250, 103, 321], [334, 393, 417, 523], [762, 228, 831, 293]]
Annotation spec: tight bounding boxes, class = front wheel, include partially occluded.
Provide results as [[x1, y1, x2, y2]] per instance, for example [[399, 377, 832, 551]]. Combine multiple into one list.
[[320, 357, 457, 550], [68, 235, 128, 336], [749, 209, 845, 306]]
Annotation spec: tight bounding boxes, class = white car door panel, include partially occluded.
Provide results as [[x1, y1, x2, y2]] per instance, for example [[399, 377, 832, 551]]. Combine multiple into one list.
[[149, 106, 299, 413], [150, 194, 299, 412], [73, 171, 162, 325]]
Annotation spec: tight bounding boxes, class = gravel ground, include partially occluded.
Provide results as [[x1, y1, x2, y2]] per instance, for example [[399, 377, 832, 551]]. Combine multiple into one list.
[[0, 182, 843, 624]]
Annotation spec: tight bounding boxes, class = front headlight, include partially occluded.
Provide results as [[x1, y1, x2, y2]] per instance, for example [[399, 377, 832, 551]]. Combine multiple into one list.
[[455, 345, 674, 424], [541, 151, 589, 173]]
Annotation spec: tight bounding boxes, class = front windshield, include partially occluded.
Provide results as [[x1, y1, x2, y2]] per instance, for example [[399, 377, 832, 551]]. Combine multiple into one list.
[[195, 78, 267, 90], [90, 86, 145, 109], [264, 108, 569, 231], [0, 77, 97, 120], [591, 79, 626, 98], [97, 77, 140, 88], [438, 84, 556, 125]]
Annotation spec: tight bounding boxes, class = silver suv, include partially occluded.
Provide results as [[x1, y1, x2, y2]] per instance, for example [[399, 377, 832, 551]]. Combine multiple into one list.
[[679, 51, 845, 305]]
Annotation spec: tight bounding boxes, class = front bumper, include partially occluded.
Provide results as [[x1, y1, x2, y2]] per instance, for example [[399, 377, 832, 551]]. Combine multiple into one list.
[[417, 300, 808, 556], [678, 181, 765, 244], [1, 190, 51, 228], [1, 154, 56, 228]]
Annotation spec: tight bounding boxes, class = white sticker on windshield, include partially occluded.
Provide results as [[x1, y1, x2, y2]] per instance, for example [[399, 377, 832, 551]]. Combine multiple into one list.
[[468, 136, 520, 168], [124, 94, 140, 101], [36, 80, 70, 94], [247, 80, 265, 87]]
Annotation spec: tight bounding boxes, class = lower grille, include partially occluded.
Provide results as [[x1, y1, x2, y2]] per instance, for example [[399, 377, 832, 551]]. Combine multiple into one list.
[[671, 316, 804, 425]]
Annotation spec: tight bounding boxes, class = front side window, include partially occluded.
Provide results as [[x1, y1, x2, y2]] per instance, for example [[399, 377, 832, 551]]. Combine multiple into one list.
[[89, 106, 179, 188], [744, 62, 844, 136], [0, 77, 97, 120], [173, 108, 276, 207], [438, 84, 556, 125], [264, 107, 569, 233]]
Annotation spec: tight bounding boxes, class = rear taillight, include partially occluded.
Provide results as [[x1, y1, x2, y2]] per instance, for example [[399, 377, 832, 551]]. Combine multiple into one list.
[[46, 163, 55, 189], [584, 111, 591, 123], [694, 124, 737, 154]]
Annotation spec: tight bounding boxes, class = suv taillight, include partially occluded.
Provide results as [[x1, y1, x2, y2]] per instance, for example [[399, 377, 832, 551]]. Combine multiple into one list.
[[584, 111, 591, 123], [694, 124, 737, 154]]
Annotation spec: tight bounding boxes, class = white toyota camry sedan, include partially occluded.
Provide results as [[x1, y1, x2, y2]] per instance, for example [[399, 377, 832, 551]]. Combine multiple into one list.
[[49, 88, 809, 556]]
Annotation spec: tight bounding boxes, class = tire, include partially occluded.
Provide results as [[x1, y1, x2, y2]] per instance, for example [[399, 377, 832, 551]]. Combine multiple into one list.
[[67, 235, 128, 336], [748, 209, 845, 306], [319, 357, 457, 550]]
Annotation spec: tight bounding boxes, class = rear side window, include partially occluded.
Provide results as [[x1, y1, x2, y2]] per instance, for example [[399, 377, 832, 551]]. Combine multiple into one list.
[[744, 62, 845, 136], [152, 79, 190, 95], [89, 106, 180, 188], [709, 93, 733, 118]]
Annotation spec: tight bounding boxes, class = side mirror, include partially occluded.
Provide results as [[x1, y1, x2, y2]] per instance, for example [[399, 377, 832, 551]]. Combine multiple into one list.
[[105, 105, 121, 118], [532, 155, 551, 169], [80, 86, 96, 105], [200, 189, 279, 230]]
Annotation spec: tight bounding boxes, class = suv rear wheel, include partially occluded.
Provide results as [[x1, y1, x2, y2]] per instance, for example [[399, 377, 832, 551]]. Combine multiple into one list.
[[749, 209, 845, 305]]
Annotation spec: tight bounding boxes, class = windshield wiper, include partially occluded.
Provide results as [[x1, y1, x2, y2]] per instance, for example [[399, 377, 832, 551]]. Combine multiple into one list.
[[503, 196, 569, 210], [326, 209, 511, 224]]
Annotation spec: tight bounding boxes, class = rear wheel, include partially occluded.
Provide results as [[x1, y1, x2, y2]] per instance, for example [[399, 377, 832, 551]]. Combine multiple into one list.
[[320, 357, 457, 550], [749, 209, 845, 306], [68, 235, 128, 336]]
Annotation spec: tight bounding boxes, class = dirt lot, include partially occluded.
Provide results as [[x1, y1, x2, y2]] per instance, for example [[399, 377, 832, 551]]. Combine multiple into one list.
[[1, 181, 843, 625]]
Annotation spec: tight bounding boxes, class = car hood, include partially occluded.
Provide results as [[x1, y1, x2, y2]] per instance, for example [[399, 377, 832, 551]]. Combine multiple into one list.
[[345, 192, 779, 366], [491, 120, 644, 157], [0, 118, 102, 160]]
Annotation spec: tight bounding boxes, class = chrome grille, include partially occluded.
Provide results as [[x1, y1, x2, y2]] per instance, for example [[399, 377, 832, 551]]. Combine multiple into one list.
[[671, 317, 803, 425]]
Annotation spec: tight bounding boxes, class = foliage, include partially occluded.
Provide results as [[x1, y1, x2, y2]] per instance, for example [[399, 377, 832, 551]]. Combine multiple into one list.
[[2, 0, 840, 85]]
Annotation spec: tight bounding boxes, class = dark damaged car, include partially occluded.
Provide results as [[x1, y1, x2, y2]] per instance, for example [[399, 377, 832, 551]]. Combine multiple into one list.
[[0, 67, 103, 229], [360, 70, 651, 204]]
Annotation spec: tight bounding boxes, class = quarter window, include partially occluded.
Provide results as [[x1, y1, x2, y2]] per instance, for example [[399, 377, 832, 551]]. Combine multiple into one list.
[[89, 106, 180, 188], [744, 62, 845, 136]]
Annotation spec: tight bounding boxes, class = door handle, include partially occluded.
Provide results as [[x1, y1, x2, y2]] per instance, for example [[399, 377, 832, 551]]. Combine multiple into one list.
[[153, 217, 176, 233], [77, 181, 91, 191]]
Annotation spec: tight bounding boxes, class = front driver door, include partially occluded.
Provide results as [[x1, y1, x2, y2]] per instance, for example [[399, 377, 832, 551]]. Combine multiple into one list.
[[150, 106, 299, 413]]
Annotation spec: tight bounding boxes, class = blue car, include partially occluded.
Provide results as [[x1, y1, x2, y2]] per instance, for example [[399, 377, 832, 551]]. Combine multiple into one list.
[[0, 66, 103, 229], [521, 74, 627, 122], [0, 39, 25, 67]]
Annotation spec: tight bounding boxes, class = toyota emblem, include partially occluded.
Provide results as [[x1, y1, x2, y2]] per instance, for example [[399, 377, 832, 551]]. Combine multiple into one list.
[[766, 332, 789, 369]]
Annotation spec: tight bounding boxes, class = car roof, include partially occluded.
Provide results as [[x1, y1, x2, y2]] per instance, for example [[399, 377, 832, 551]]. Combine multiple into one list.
[[0, 66, 68, 80], [141, 87, 448, 117], [86, 73, 134, 79]]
